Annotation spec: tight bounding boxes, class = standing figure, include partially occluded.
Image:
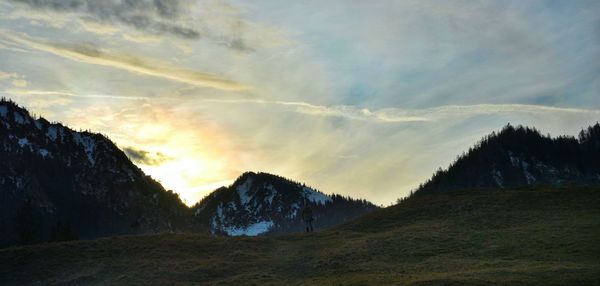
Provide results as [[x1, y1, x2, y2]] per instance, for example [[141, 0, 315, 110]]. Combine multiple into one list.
[[302, 203, 314, 233]]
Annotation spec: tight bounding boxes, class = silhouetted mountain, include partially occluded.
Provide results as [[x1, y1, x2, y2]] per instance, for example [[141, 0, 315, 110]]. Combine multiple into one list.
[[192, 172, 378, 236], [0, 99, 195, 247], [413, 123, 600, 196]]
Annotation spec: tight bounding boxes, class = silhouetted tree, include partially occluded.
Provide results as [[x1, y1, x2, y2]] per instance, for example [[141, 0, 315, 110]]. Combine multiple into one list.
[[15, 198, 41, 244]]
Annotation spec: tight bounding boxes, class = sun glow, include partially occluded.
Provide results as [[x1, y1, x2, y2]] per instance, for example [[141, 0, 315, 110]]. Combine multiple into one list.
[[141, 155, 229, 205], [56, 101, 241, 206]]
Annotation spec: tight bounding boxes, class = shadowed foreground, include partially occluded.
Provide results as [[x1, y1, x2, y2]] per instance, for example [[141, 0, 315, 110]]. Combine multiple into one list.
[[1, 187, 599, 285]]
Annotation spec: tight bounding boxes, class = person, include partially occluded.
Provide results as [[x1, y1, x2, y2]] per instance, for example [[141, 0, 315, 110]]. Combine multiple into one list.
[[301, 203, 314, 232]]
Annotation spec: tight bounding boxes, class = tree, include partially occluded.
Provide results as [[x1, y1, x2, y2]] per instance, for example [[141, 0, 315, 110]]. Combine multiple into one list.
[[49, 221, 77, 242], [15, 198, 41, 244]]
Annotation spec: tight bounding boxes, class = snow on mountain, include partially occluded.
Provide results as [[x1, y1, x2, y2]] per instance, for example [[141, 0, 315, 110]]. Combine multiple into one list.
[[223, 220, 274, 236], [46, 126, 59, 141], [72, 133, 97, 166], [14, 111, 29, 125], [415, 124, 600, 196], [17, 137, 30, 148], [193, 172, 378, 236], [302, 186, 332, 205], [236, 176, 254, 205], [0, 99, 195, 246], [0, 106, 7, 118]]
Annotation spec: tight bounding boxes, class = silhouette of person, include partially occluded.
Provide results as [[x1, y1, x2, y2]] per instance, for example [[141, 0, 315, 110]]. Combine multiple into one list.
[[301, 203, 314, 233]]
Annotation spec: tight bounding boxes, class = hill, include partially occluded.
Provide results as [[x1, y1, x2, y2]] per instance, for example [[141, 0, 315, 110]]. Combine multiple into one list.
[[1, 186, 598, 285], [413, 123, 600, 196], [0, 99, 196, 247], [192, 172, 378, 236], [0, 99, 377, 246]]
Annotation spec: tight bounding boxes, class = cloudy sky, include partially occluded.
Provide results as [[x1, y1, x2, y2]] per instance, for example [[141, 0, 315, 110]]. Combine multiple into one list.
[[1, 0, 598, 205]]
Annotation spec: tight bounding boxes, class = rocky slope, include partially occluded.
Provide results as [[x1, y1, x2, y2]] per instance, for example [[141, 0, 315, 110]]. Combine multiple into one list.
[[193, 172, 378, 236], [0, 99, 194, 247]]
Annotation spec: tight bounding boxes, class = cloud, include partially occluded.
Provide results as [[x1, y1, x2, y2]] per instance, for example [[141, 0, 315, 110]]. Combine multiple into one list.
[[0, 70, 27, 87], [0, 29, 252, 91], [121, 32, 161, 43], [0, 71, 19, 80], [7, 0, 199, 39], [11, 79, 27, 87], [79, 18, 120, 35], [123, 146, 172, 166], [5, 0, 289, 52], [6, 8, 69, 28], [4, 89, 149, 100], [201, 99, 600, 123]]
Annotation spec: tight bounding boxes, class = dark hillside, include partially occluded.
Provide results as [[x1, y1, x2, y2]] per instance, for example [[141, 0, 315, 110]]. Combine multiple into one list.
[[414, 123, 600, 196], [1, 187, 598, 285], [0, 99, 196, 247]]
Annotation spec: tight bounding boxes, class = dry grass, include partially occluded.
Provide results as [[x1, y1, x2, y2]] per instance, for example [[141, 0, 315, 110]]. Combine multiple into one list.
[[1, 187, 599, 285]]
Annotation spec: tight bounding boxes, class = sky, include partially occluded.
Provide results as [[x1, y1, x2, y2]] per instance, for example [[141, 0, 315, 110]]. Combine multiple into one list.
[[0, 0, 598, 206]]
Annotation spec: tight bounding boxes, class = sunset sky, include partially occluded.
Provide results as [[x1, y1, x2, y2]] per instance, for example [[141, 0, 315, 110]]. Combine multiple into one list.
[[1, 0, 598, 205]]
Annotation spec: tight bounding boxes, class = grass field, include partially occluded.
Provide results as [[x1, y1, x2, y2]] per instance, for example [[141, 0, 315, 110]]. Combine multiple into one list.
[[1, 187, 599, 285]]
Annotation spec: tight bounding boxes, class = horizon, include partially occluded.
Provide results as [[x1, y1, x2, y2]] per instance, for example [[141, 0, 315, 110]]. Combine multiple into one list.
[[1, 0, 599, 206], [2, 95, 599, 207]]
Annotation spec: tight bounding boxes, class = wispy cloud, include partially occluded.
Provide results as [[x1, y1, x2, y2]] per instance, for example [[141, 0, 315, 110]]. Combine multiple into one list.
[[4, 89, 149, 100], [0, 29, 252, 91], [0, 70, 27, 87], [202, 99, 600, 123], [5, 0, 288, 52], [0, 71, 19, 80]]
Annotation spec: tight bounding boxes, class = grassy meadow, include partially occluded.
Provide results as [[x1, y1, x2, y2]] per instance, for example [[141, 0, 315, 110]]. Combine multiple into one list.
[[1, 187, 599, 285]]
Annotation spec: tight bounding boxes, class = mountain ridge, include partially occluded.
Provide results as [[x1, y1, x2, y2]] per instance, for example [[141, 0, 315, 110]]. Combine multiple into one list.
[[0, 98, 378, 245], [192, 171, 378, 236], [0, 98, 197, 247], [411, 123, 600, 197]]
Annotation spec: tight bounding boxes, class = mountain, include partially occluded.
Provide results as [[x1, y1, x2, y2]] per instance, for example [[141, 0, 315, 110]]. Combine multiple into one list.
[[0, 99, 195, 247], [192, 172, 378, 236], [0, 99, 378, 245], [413, 123, 600, 196]]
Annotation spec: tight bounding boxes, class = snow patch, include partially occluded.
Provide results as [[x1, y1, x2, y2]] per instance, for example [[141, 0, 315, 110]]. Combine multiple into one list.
[[216, 203, 224, 220], [228, 201, 238, 211], [38, 148, 50, 158], [264, 184, 277, 204], [0, 106, 7, 118], [524, 170, 536, 184], [46, 126, 59, 141], [508, 151, 520, 167], [288, 203, 300, 218], [302, 187, 332, 205], [73, 133, 97, 165], [508, 152, 536, 185], [222, 220, 274, 236], [236, 177, 254, 205], [14, 112, 28, 125], [492, 169, 504, 187], [17, 137, 31, 148], [34, 120, 43, 130]]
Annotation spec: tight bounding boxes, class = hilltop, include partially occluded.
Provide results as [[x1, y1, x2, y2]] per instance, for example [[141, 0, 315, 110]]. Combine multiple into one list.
[[413, 123, 600, 196], [193, 171, 378, 236], [0, 99, 195, 247]]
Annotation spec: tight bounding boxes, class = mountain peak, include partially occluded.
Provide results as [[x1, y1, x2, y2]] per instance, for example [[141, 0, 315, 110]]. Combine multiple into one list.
[[1, 100, 194, 246], [193, 171, 376, 236], [412, 123, 600, 196]]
